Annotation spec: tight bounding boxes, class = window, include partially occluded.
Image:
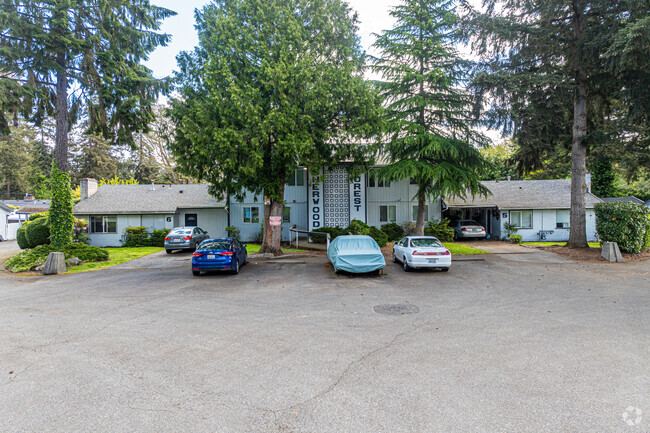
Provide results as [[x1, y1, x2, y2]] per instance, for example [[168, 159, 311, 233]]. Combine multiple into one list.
[[380, 205, 396, 222], [556, 210, 570, 228], [412, 205, 428, 221], [282, 206, 291, 223], [243, 207, 260, 223], [368, 174, 390, 188], [287, 169, 306, 186], [90, 216, 116, 233], [185, 213, 197, 227], [510, 210, 532, 229]]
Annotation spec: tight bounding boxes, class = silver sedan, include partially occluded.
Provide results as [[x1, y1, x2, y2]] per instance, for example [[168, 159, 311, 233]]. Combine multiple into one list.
[[451, 220, 486, 240], [165, 227, 209, 253]]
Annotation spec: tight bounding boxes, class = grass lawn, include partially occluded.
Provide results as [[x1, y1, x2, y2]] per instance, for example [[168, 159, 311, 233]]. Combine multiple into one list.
[[65, 247, 163, 274], [443, 243, 490, 255], [523, 241, 601, 248], [246, 244, 306, 254]]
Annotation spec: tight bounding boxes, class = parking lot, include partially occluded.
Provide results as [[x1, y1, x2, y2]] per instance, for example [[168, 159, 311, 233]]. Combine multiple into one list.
[[0, 249, 648, 432]]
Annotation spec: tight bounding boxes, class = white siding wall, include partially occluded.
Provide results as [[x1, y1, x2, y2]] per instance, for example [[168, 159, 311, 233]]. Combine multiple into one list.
[[176, 208, 228, 238], [499, 209, 598, 242], [79, 213, 176, 247], [0, 210, 8, 241], [366, 178, 442, 228]]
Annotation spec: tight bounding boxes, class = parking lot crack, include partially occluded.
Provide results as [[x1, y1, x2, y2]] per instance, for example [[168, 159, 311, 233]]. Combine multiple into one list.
[[278, 322, 427, 413]]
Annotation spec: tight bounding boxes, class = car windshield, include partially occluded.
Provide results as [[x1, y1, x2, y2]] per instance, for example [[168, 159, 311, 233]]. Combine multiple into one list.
[[199, 241, 231, 250], [460, 220, 480, 226], [410, 238, 443, 248]]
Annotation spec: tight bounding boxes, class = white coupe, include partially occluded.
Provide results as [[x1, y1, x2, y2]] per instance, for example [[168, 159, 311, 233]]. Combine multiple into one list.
[[393, 236, 451, 272]]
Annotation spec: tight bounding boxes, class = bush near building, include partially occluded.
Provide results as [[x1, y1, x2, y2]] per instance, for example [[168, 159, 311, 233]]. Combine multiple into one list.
[[381, 222, 405, 242], [5, 244, 109, 273], [123, 226, 170, 247], [594, 201, 650, 254], [25, 217, 50, 248], [16, 223, 30, 249], [424, 219, 455, 242], [310, 220, 388, 246]]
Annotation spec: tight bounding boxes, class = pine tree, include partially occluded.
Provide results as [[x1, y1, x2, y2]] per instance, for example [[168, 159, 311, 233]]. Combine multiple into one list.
[[467, 0, 649, 247], [372, 0, 489, 236], [0, 0, 176, 172]]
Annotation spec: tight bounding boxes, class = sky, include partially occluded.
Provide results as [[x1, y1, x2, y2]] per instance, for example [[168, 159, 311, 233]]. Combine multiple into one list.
[[145, 0, 401, 79]]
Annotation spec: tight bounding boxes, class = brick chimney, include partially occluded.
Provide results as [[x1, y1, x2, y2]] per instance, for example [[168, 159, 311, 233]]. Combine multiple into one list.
[[80, 178, 98, 200]]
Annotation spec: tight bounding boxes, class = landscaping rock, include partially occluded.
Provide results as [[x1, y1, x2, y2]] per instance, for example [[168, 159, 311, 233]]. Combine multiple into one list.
[[66, 257, 81, 266], [601, 241, 623, 263], [42, 252, 66, 275]]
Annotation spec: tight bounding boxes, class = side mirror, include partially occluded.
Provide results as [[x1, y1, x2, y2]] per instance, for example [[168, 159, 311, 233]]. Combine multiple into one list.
[[242, 244, 247, 248]]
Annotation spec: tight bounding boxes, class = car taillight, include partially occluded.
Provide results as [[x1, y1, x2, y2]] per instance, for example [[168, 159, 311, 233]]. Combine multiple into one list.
[[461, 227, 467, 231], [164, 237, 171, 241], [193, 252, 203, 256], [442, 249, 450, 255], [412, 250, 451, 256], [219, 251, 234, 256], [183, 236, 192, 240]]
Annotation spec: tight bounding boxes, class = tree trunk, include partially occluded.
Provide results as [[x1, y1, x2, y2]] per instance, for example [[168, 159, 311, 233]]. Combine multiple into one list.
[[568, 1, 588, 248], [259, 182, 285, 256], [414, 188, 427, 236], [54, 51, 69, 172]]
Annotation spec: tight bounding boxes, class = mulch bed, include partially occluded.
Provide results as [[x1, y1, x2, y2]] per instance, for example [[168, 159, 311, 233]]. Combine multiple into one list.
[[531, 245, 650, 263]]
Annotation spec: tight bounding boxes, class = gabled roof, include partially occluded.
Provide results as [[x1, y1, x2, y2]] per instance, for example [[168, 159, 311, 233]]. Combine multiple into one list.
[[73, 184, 226, 215], [602, 196, 646, 205], [0, 201, 13, 213], [445, 179, 603, 210], [16, 206, 50, 214]]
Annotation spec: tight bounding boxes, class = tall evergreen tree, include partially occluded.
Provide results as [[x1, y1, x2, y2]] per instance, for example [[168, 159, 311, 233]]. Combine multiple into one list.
[[467, 0, 649, 247], [372, 0, 489, 236], [0, 0, 176, 172], [170, 0, 382, 254]]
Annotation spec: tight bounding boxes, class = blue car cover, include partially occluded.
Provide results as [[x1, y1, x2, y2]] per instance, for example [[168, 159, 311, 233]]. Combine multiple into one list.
[[327, 235, 386, 273]]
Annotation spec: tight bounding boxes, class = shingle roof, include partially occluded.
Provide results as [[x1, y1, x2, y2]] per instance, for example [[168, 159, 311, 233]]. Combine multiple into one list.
[[73, 184, 226, 215], [0, 201, 13, 213], [445, 179, 603, 210], [17, 206, 50, 214], [602, 196, 645, 205]]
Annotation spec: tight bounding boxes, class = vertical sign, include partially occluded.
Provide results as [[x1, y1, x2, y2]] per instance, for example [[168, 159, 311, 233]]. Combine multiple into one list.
[[349, 173, 366, 223], [308, 170, 324, 233]]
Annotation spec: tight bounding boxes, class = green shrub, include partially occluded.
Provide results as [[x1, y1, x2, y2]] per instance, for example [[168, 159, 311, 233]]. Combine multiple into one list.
[[310, 226, 347, 243], [503, 222, 519, 237], [594, 201, 650, 254], [226, 225, 240, 240], [381, 222, 405, 242], [49, 162, 74, 248], [123, 226, 149, 247], [16, 223, 29, 249], [368, 226, 388, 247], [254, 223, 264, 243], [150, 229, 170, 247], [29, 211, 49, 221], [509, 234, 522, 244], [424, 218, 455, 242], [347, 219, 370, 235], [5, 243, 109, 273], [25, 217, 50, 248]]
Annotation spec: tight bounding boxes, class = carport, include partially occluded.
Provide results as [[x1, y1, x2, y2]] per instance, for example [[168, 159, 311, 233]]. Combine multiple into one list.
[[443, 205, 500, 239]]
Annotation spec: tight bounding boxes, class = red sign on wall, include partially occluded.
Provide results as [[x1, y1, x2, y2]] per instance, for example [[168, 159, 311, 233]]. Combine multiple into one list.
[[269, 216, 282, 226]]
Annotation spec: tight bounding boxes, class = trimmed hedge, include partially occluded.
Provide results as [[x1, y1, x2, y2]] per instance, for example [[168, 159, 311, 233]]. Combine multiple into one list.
[[25, 217, 50, 248], [123, 226, 170, 247], [309, 220, 388, 246], [16, 223, 29, 249], [310, 226, 347, 243], [5, 243, 109, 273], [29, 211, 49, 221], [424, 218, 455, 242], [150, 229, 170, 247], [509, 234, 523, 244], [381, 222, 405, 242], [594, 201, 650, 254]]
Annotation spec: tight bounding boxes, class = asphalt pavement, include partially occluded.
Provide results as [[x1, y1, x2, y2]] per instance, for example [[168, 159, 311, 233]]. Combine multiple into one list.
[[0, 249, 648, 433]]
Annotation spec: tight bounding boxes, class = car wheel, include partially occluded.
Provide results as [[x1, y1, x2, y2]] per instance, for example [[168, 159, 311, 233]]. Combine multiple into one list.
[[192, 270, 200, 276], [166, 249, 172, 254], [403, 259, 411, 272], [393, 253, 398, 263], [232, 258, 240, 275], [453, 232, 458, 241]]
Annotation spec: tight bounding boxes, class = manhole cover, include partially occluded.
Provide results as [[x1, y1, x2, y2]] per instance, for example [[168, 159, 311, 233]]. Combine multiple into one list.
[[373, 304, 420, 315]]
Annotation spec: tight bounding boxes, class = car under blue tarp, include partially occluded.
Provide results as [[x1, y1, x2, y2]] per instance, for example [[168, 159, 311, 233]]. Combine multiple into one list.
[[327, 235, 386, 273]]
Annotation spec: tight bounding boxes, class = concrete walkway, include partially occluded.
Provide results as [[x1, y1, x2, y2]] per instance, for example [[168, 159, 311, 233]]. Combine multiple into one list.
[[462, 241, 574, 264], [0, 240, 20, 264]]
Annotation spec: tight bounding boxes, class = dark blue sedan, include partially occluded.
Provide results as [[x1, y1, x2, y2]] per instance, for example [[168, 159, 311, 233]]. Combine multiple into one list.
[[192, 238, 248, 276]]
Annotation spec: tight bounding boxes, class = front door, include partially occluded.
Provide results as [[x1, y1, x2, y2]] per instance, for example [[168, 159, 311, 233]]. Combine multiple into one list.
[[185, 213, 198, 227]]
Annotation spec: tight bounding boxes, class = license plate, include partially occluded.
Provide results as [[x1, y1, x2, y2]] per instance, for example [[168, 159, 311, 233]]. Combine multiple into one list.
[[173, 239, 181, 242], [207, 255, 216, 259], [427, 258, 438, 263]]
